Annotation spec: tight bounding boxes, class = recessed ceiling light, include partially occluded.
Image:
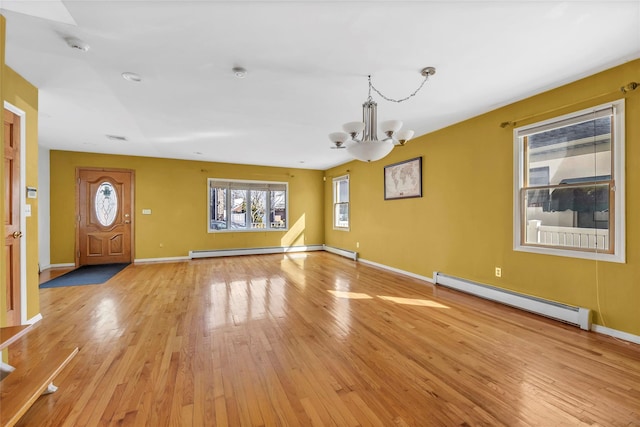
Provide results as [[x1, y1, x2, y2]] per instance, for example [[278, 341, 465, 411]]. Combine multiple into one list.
[[106, 134, 127, 141], [194, 152, 203, 155], [121, 72, 142, 83], [64, 36, 89, 52], [232, 66, 247, 78]]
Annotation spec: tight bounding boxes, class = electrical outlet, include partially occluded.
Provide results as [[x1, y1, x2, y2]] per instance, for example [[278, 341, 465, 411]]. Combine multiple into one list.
[[495, 267, 502, 278]]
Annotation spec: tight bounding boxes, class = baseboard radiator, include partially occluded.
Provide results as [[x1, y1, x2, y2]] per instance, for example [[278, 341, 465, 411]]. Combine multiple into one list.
[[433, 272, 592, 330], [322, 245, 358, 261], [190, 245, 323, 259]]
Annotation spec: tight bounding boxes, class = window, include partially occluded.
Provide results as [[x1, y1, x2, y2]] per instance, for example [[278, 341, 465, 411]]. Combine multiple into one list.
[[333, 175, 349, 230], [95, 182, 118, 226], [514, 100, 625, 262], [208, 179, 287, 232]]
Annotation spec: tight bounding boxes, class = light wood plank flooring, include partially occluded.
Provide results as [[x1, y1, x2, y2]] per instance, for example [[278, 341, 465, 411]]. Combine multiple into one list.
[[38, 267, 74, 282], [9, 252, 640, 426]]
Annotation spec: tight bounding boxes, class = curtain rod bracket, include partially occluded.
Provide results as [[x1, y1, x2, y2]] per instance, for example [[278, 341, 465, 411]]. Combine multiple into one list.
[[620, 82, 639, 94]]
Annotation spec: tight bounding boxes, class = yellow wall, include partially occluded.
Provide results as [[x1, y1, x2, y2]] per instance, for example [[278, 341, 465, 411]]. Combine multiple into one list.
[[325, 60, 640, 336], [50, 151, 325, 262], [2, 65, 40, 322]]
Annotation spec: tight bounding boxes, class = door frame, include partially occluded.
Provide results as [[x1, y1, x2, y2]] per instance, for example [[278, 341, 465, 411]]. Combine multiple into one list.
[[75, 167, 135, 267], [4, 101, 27, 324]]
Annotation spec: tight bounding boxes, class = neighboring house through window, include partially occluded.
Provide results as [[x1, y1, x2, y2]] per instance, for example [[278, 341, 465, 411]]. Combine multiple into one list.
[[513, 100, 625, 262], [333, 175, 349, 230], [209, 179, 287, 232]]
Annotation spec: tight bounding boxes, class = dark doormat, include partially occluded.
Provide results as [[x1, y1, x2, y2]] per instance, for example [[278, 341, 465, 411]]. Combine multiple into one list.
[[39, 263, 130, 289]]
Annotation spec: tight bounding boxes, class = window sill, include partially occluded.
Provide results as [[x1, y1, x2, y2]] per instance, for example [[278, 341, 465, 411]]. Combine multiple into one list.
[[208, 228, 289, 234], [514, 244, 624, 263]]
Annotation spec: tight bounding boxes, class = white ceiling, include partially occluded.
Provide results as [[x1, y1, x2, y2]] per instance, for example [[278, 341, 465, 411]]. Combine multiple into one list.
[[2, 1, 639, 170]]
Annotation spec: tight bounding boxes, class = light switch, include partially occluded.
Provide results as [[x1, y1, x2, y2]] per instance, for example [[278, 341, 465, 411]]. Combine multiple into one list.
[[25, 204, 32, 217], [142, 209, 152, 215]]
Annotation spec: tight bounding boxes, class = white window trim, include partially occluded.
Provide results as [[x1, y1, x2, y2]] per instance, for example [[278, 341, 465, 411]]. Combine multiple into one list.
[[513, 99, 625, 263], [333, 174, 350, 231], [208, 178, 289, 233]]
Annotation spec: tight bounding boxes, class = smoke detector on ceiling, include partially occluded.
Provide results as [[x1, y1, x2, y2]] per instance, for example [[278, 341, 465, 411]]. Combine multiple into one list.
[[232, 66, 247, 78], [121, 72, 142, 83], [64, 37, 90, 52], [106, 135, 127, 141]]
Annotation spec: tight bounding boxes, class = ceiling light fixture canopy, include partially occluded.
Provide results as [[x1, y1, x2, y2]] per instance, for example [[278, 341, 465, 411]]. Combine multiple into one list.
[[329, 67, 435, 162]]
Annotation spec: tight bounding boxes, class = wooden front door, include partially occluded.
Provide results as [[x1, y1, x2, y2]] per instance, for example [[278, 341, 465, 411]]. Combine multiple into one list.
[[77, 169, 134, 265], [4, 110, 21, 326]]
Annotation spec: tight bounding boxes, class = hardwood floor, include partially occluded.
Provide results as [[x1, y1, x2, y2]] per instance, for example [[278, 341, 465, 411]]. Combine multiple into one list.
[[8, 252, 640, 426], [39, 266, 75, 284]]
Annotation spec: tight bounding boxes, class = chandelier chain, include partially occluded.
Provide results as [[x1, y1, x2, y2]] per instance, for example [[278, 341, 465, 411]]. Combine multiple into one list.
[[368, 74, 430, 104]]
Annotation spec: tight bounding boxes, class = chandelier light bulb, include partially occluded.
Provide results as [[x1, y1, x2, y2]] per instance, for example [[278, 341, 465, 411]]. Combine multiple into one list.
[[396, 130, 415, 145], [380, 120, 403, 138], [329, 132, 349, 144], [342, 121, 365, 138]]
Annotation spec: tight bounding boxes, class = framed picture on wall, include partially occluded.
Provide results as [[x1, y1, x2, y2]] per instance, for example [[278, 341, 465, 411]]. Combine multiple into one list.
[[384, 157, 422, 200]]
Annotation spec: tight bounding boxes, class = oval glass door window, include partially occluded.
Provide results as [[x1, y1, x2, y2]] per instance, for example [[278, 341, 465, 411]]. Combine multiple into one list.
[[95, 182, 118, 226]]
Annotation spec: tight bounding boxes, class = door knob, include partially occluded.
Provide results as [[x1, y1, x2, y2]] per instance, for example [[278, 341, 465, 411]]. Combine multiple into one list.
[[12, 231, 23, 238], [124, 220, 131, 224]]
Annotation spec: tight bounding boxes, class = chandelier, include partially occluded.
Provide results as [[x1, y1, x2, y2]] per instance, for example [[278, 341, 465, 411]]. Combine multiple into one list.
[[329, 67, 436, 162]]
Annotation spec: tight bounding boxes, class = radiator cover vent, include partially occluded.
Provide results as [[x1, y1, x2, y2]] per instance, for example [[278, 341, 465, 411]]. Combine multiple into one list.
[[433, 272, 591, 330]]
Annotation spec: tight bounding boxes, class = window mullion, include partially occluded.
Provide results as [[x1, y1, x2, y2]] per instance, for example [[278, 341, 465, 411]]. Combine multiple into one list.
[[266, 191, 272, 230], [246, 189, 250, 229], [226, 185, 231, 229]]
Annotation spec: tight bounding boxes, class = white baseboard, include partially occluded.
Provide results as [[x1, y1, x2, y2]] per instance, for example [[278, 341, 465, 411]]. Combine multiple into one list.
[[358, 258, 434, 284], [190, 245, 323, 259], [26, 313, 42, 325], [591, 324, 640, 345], [48, 263, 75, 269], [323, 245, 358, 261], [134, 256, 191, 264]]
